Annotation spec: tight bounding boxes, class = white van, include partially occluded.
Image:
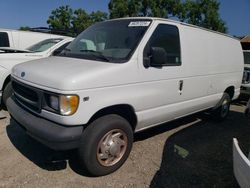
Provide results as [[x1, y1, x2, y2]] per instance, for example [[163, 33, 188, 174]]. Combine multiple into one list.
[[0, 37, 73, 109], [7, 18, 244, 176], [0, 28, 66, 50]]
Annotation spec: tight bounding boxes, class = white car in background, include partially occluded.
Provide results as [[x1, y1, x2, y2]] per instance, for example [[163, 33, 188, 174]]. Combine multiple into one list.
[[0, 37, 73, 108], [233, 138, 250, 188], [0, 28, 67, 50], [233, 99, 250, 188]]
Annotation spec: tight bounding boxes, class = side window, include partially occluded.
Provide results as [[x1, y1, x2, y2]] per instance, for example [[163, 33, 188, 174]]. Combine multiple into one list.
[[0, 32, 10, 47], [144, 24, 181, 66]]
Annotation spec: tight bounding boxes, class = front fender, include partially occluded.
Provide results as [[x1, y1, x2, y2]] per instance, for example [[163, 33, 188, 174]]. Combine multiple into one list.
[[0, 66, 10, 90]]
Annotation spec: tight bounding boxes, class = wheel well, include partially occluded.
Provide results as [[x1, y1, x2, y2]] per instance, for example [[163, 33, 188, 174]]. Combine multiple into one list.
[[88, 104, 137, 131], [2, 75, 10, 91], [224, 86, 234, 99]]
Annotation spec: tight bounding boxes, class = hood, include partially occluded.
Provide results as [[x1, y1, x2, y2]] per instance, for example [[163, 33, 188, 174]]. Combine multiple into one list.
[[12, 56, 137, 91], [0, 52, 45, 70]]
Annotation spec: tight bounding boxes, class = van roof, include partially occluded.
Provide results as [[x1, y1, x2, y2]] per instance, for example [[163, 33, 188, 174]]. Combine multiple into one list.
[[108, 17, 239, 41]]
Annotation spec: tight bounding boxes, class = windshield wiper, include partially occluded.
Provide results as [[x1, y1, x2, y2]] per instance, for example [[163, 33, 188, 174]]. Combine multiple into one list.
[[80, 50, 110, 62]]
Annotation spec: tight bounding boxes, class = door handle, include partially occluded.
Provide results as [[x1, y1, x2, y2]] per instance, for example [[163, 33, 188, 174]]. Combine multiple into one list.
[[179, 80, 183, 94]]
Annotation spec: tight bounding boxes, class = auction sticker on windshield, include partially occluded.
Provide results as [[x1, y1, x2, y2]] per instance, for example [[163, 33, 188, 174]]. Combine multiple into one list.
[[128, 21, 151, 27]]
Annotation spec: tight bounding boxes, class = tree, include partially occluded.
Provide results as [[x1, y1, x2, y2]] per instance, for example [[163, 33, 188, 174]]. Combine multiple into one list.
[[109, 0, 130, 18], [72, 9, 108, 34], [19, 26, 30, 31], [108, 0, 227, 33], [183, 0, 227, 33], [47, 5, 108, 36], [90, 11, 108, 23], [72, 9, 91, 34], [109, 0, 184, 18], [47, 5, 73, 34]]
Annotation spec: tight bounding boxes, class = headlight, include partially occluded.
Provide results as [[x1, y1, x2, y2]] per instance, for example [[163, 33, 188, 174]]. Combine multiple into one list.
[[50, 95, 59, 111], [60, 95, 79, 116], [46, 94, 79, 116]]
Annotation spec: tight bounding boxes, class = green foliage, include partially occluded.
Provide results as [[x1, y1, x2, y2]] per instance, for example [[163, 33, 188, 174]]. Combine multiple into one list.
[[72, 9, 92, 34], [109, 0, 184, 18], [47, 5, 73, 32], [108, 0, 227, 33], [90, 11, 108, 23], [183, 0, 227, 33], [46, 1, 227, 36], [19, 26, 31, 31], [47, 5, 107, 36], [109, 0, 129, 18], [108, 0, 142, 18]]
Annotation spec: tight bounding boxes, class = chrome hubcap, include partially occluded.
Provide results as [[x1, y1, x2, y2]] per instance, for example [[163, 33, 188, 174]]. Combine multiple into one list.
[[97, 129, 128, 167]]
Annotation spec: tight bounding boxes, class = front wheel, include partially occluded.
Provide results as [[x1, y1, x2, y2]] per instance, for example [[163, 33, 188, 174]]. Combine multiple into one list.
[[2, 82, 13, 110], [78, 114, 133, 176], [212, 93, 231, 121]]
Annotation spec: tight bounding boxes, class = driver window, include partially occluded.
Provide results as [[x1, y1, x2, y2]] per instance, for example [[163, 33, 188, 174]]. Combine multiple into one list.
[[144, 24, 181, 66]]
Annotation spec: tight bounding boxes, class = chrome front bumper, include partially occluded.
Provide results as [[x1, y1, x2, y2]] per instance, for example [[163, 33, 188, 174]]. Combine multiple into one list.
[[241, 83, 250, 95]]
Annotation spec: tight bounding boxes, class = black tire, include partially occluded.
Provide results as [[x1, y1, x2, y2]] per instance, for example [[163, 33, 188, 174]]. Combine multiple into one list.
[[78, 114, 133, 176], [245, 108, 250, 117], [246, 99, 250, 117], [212, 93, 231, 121], [2, 82, 13, 110]]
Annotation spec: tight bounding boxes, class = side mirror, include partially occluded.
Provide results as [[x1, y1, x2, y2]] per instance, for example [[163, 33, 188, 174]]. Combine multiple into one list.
[[52, 49, 62, 56], [149, 47, 167, 67]]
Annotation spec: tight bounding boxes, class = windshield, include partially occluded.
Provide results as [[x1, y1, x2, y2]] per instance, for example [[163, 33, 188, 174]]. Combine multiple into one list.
[[60, 19, 151, 63], [244, 51, 250, 65], [27, 38, 63, 52]]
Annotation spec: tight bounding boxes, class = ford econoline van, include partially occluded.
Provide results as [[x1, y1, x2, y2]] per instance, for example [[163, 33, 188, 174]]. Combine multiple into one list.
[[7, 18, 244, 176]]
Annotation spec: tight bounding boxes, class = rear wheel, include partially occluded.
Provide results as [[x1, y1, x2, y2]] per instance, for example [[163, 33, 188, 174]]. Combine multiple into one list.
[[212, 93, 231, 121], [78, 114, 133, 176]]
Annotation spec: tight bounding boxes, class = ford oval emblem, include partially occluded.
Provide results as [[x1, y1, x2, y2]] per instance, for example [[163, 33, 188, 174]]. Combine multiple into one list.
[[21, 72, 25, 77]]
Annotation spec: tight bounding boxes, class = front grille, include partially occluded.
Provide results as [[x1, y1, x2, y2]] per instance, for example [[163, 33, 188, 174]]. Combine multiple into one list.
[[242, 68, 250, 84], [12, 79, 42, 113]]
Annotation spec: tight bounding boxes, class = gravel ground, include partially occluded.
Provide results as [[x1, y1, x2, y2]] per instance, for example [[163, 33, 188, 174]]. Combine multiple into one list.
[[0, 101, 249, 188]]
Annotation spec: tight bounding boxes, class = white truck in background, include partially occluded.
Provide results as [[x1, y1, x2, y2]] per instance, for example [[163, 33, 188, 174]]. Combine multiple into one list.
[[0, 37, 73, 109], [0, 28, 67, 50], [7, 18, 244, 176]]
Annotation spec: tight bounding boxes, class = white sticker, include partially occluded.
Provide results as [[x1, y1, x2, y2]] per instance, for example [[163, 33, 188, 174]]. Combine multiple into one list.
[[128, 21, 150, 27]]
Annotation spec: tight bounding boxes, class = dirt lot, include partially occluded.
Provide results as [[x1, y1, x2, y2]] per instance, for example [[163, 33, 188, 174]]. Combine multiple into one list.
[[0, 101, 249, 188]]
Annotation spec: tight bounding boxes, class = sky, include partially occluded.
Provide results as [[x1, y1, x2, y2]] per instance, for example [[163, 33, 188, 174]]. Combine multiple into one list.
[[0, 0, 249, 37]]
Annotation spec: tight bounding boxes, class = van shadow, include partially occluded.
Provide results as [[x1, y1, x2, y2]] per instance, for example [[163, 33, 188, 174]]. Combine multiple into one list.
[[150, 110, 250, 188], [6, 119, 90, 176], [6, 107, 250, 182]]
